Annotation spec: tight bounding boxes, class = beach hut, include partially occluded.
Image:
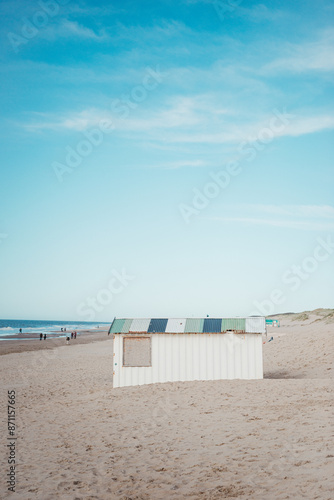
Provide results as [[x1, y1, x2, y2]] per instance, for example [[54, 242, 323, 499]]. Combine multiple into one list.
[[111, 317, 265, 388], [266, 319, 280, 327]]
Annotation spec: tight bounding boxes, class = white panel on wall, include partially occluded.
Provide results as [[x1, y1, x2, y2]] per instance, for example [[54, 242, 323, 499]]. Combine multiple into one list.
[[246, 317, 266, 334], [129, 318, 151, 333], [165, 318, 186, 333]]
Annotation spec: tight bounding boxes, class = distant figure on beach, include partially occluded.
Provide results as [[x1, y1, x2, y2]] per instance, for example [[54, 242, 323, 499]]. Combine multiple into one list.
[[74, 331, 77, 339], [44, 334, 46, 340], [64, 328, 66, 332], [61, 328, 63, 332], [66, 336, 70, 344], [40, 333, 43, 341], [19, 328, 22, 333], [71, 332, 74, 339]]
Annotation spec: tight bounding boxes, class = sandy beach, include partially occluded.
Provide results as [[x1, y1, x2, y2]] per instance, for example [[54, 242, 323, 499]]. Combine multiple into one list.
[[0, 329, 110, 356], [0, 311, 333, 499]]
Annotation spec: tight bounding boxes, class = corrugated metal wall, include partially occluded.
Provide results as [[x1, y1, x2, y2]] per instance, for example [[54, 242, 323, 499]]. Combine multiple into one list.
[[113, 333, 263, 388]]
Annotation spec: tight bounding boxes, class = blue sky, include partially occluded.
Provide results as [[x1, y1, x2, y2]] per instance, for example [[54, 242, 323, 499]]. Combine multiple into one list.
[[0, 0, 333, 321]]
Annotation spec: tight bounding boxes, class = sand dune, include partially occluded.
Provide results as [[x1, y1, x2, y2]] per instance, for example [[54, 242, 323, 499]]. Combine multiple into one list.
[[0, 311, 333, 499]]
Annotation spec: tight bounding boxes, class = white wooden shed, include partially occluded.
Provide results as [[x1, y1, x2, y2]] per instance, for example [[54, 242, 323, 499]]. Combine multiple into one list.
[[110, 317, 265, 388]]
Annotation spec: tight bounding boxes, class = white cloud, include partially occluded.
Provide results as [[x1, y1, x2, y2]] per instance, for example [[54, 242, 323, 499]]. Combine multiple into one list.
[[238, 4, 286, 22], [67, 5, 124, 17], [43, 20, 108, 41], [120, 108, 334, 144], [21, 102, 334, 148], [22, 109, 110, 132], [280, 115, 334, 137], [185, 0, 286, 22], [20, 95, 230, 133], [150, 159, 208, 169], [243, 204, 334, 219], [204, 216, 334, 231], [264, 29, 334, 73], [203, 204, 334, 231]]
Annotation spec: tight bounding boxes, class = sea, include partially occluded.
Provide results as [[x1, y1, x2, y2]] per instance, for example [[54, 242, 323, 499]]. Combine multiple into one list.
[[0, 319, 110, 340]]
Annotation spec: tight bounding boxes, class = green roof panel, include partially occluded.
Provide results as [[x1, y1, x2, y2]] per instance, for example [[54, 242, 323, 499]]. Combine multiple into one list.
[[110, 318, 126, 334], [184, 318, 204, 333], [221, 318, 246, 332], [121, 318, 133, 334]]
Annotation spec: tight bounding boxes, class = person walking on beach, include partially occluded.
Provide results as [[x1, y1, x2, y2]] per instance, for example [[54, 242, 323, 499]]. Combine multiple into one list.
[[66, 335, 70, 345], [19, 328, 22, 333], [44, 334, 46, 340], [40, 333, 43, 341], [74, 331, 77, 339]]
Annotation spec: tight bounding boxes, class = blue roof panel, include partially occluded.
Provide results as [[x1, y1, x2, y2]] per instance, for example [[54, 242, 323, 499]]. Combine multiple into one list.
[[148, 318, 168, 333], [203, 318, 222, 333]]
